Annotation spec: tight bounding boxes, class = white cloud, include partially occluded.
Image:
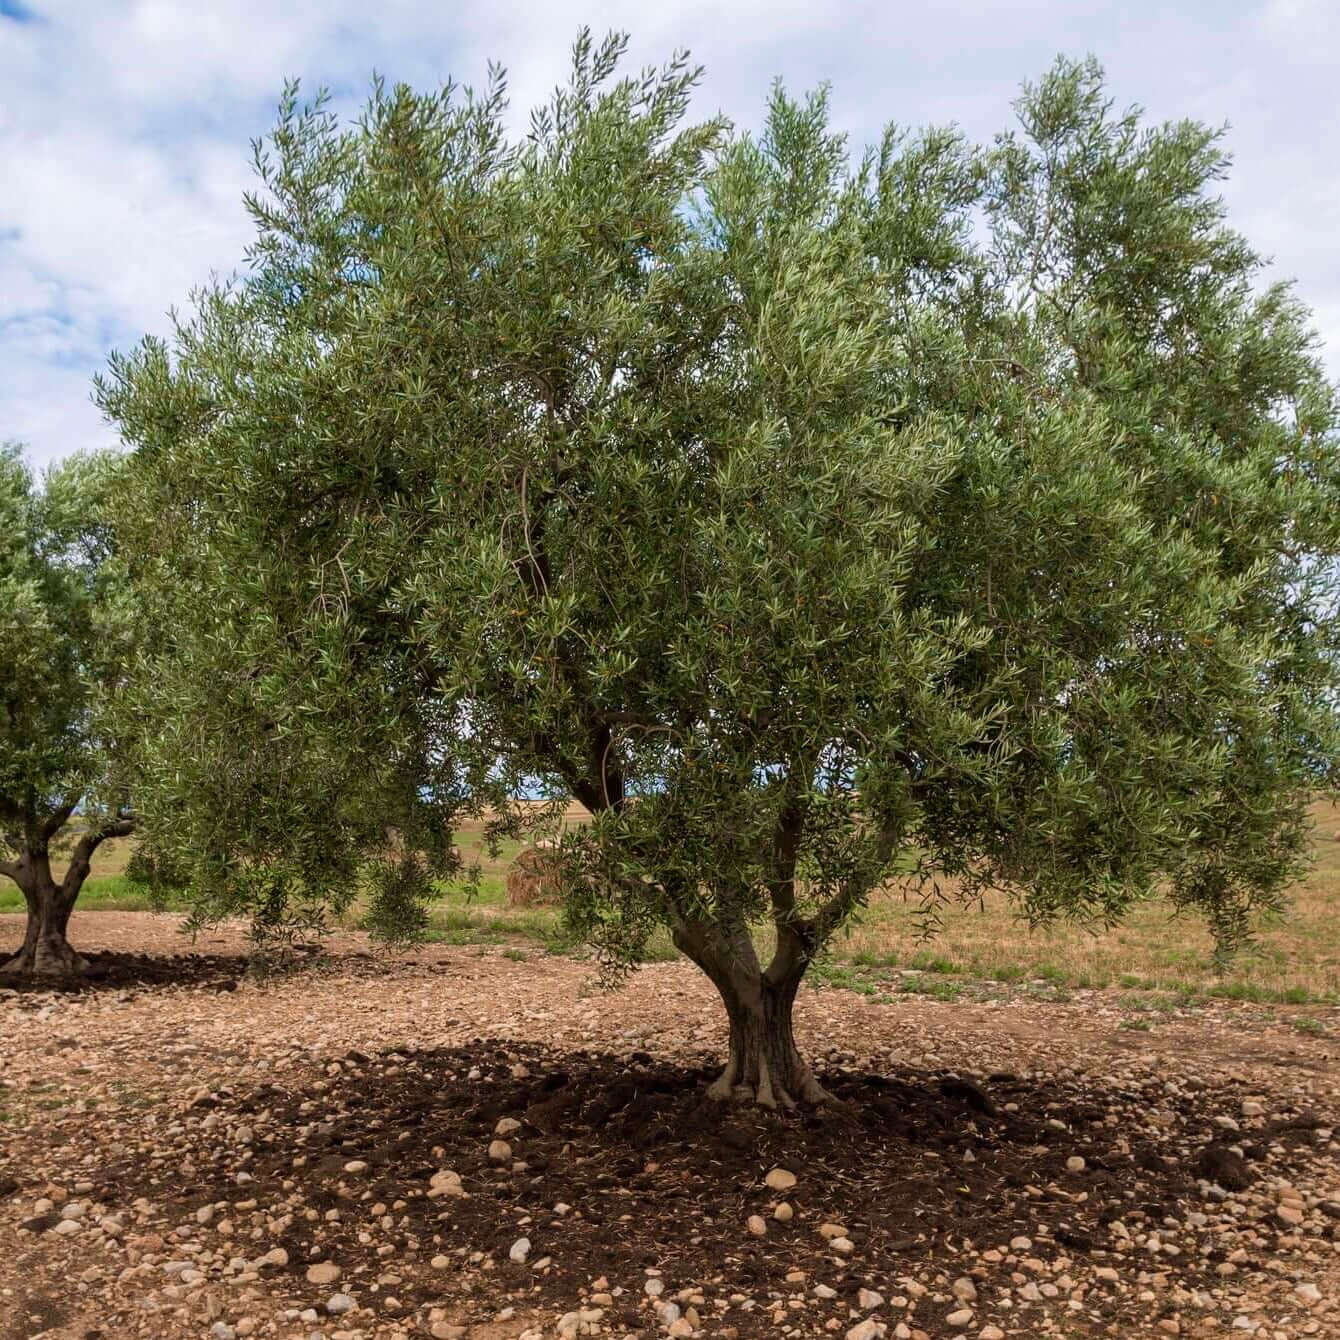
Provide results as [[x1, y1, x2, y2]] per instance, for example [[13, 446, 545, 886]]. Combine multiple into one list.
[[2, 0, 1336, 469]]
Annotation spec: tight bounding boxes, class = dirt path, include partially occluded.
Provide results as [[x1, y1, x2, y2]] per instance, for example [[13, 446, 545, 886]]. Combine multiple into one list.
[[2, 912, 1340, 1340]]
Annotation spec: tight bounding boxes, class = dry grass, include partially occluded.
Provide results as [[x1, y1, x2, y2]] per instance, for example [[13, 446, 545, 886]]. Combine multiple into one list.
[[15, 800, 1339, 1001], [431, 799, 1340, 1003], [834, 798, 1340, 1002]]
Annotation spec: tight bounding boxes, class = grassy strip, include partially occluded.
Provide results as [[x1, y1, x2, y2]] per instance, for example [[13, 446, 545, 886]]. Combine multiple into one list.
[[0, 875, 187, 915]]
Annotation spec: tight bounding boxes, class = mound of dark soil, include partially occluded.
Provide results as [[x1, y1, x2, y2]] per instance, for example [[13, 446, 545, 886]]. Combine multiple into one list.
[[66, 1040, 1333, 1337]]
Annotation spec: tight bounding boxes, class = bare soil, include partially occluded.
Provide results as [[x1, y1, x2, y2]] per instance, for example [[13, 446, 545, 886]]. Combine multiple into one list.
[[2, 911, 1340, 1340]]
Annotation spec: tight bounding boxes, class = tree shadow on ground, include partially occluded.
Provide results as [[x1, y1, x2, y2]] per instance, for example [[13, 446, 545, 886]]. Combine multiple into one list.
[[56, 1041, 1333, 1337], [0, 950, 248, 994]]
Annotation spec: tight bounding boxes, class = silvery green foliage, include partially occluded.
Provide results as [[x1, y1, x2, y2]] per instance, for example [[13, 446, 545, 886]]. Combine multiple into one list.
[[100, 36, 1339, 972]]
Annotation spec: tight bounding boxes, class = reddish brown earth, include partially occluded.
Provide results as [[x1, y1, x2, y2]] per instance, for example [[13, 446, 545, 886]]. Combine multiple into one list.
[[2, 911, 1340, 1340]]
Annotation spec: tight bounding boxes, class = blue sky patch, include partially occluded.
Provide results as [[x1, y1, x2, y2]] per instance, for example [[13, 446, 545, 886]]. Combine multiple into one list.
[[0, 1, 39, 23]]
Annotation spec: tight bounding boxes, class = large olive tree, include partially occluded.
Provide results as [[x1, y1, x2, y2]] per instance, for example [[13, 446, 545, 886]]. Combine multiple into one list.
[[100, 37, 1339, 1104], [1, 445, 135, 978]]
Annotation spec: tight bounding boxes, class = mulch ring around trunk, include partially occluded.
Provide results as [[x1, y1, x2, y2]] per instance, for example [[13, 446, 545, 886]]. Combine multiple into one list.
[[0, 950, 248, 995], [42, 1040, 1337, 1338]]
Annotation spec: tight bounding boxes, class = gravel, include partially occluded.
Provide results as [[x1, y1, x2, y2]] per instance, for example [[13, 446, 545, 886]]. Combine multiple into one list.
[[4, 911, 1340, 1340]]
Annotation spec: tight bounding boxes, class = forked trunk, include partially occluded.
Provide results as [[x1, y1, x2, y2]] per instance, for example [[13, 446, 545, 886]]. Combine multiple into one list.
[[674, 917, 833, 1109], [1, 880, 86, 980]]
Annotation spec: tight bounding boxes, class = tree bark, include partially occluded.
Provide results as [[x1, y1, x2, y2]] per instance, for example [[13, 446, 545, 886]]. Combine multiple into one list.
[[1, 877, 86, 979], [673, 917, 833, 1109]]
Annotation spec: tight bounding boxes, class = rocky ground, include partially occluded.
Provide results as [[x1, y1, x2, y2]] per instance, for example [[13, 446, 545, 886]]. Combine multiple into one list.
[[2, 914, 1340, 1340]]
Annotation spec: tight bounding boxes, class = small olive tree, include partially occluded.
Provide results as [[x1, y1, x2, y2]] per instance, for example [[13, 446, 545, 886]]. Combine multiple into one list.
[[1, 445, 135, 977], [101, 37, 1339, 1103]]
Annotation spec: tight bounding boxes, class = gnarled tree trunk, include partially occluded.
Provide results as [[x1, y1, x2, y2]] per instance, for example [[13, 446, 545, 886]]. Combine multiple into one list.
[[673, 916, 833, 1109], [1, 815, 133, 980], [2, 880, 85, 978]]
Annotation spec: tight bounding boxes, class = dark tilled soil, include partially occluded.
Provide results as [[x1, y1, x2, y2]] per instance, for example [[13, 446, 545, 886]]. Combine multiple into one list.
[[65, 1039, 1332, 1337]]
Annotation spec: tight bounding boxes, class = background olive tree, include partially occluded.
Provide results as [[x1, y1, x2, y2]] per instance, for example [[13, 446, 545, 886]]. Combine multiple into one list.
[[0, 445, 135, 978], [100, 35, 1340, 1104]]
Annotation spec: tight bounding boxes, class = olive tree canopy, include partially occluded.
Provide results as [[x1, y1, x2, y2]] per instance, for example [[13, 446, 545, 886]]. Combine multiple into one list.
[[100, 35, 1340, 1104]]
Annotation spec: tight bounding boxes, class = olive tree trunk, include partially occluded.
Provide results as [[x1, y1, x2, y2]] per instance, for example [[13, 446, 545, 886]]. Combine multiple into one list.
[[673, 917, 833, 1109], [1, 818, 131, 980], [3, 881, 85, 977], [1, 859, 86, 979]]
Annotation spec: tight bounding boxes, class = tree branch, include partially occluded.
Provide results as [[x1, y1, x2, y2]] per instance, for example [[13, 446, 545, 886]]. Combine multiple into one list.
[[61, 816, 136, 901], [39, 794, 82, 843], [809, 823, 903, 950], [762, 766, 814, 985], [0, 858, 20, 884]]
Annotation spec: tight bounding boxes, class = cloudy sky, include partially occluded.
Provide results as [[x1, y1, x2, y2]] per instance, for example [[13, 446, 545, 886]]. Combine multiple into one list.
[[2, 0, 1336, 470]]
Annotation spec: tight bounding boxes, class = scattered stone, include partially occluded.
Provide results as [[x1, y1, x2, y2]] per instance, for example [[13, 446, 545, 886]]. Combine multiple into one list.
[[951, 1278, 977, 1303], [429, 1168, 464, 1197], [342, 1160, 367, 1174], [846, 1321, 884, 1340], [1065, 1155, 1086, 1173], [774, 1201, 794, 1222], [496, 1117, 523, 1137], [946, 1308, 974, 1328], [488, 1140, 512, 1163], [765, 1167, 797, 1192], [1295, 1283, 1322, 1303], [326, 1295, 355, 1316], [509, 1237, 531, 1263], [747, 1214, 767, 1237], [306, 1263, 341, 1286], [858, 1289, 884, 1310]]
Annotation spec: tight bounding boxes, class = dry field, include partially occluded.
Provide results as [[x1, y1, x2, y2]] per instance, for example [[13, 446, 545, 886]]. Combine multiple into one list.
[[10, 800, 1340, 1008], [1, 801, 1340, 1340], [2, 916, 1340, 1340], [411, 799, 1340, 1008]]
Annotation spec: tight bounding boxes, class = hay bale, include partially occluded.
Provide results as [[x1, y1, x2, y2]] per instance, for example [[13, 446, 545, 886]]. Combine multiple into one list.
[[505, 843, 562, 907]]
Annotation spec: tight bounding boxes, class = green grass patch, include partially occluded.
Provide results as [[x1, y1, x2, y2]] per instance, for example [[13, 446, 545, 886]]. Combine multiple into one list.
[[0, 875, 185, 914]]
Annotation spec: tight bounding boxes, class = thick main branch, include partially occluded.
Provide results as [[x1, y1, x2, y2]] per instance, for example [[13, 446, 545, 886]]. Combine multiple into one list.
[[62, 815, 136, 900]]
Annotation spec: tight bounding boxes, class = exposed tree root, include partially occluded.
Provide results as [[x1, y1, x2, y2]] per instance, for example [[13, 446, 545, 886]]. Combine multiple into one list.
[[0, 938, 88, 980]]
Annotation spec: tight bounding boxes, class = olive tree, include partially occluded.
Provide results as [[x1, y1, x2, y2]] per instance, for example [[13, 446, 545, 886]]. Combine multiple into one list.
[[0, 445, 135, 978], [100, 37, 1340, 1104]]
